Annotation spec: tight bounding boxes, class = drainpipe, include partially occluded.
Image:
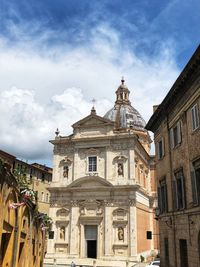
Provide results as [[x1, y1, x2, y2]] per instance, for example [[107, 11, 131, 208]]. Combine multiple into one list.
[[166, 114, 177, 267]]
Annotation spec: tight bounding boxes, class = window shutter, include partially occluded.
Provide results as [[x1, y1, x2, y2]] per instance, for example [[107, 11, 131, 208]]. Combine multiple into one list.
[[177, 121, 182, 144], [157, 142, 160, 160], [195, 105, 200, 128], [170, 128, 174, 149], [181, 175, 186, 209], [161, 137, 165, 157], [157, 187, 162, 213], [173, 180, 178, 210], [192, 107, 195, 130], [191, 171, 198, 205], [164, 184, 168, 212]]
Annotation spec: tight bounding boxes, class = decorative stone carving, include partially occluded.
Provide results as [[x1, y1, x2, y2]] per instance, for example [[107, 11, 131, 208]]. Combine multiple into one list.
[[113, 155, 128, 163], [85, 148, 100, 155], [60, 226, 65, 240], [128, 199, 136, 206], [117, 163, 124, 176], [70, 200, 79, 207], [118, 227, 124, 241]]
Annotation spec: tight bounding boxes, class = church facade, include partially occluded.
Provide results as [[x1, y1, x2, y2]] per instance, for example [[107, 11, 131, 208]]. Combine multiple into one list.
[[45, 79, 158, 267]]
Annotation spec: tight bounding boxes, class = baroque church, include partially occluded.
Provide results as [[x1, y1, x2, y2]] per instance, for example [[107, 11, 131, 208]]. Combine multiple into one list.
[[45, 79, 158, 267]]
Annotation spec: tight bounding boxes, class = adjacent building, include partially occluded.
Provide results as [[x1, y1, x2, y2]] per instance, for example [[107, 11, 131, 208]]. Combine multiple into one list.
[[45, 79, 158, 267], [0, 150, 52, 214], [146, 45, 200, 267], [0, 160, 45, 267]]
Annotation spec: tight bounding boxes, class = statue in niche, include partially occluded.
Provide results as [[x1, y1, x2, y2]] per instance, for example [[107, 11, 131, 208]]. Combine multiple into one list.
[[118, 163, 124, 176], [60, 226, 65, 240], [118, 227, 124, 241], [63, 166, 69, 178]]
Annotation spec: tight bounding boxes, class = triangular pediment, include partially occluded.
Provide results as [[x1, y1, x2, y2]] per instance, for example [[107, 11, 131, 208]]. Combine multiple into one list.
[[67, 176, 113, 189], [72, 113, 114, 129]]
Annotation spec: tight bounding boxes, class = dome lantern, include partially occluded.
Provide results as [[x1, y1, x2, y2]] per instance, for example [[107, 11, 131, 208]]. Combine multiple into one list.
[[104, 78, 146, 130], [115, 77, 130, 105]]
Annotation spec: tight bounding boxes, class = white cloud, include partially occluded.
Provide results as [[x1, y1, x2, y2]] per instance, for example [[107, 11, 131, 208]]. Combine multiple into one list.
[[0, 24, 180, 163]]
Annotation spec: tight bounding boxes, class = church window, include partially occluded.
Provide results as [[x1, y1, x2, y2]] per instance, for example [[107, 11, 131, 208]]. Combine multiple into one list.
[[88, 156, 97, 172], [191, 104, 199, 131]]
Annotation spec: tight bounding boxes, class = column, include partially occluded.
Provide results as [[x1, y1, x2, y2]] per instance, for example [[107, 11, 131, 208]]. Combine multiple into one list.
[[80, 224, 85, 258]]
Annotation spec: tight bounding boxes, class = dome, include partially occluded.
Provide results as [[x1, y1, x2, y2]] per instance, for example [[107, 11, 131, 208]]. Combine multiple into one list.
[[104, 104, 146, 130], [104, 78, 146, 130]]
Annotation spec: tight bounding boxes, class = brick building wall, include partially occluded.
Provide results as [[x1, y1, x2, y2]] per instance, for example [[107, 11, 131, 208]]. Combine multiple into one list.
[[146, 45, 200, 267]]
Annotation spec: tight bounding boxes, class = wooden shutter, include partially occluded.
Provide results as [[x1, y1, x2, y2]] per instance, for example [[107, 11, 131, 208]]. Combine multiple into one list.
[[170, 128, 174, 149], [164, 183, 168, 212], [157, 187, 162, 213], [195, 104, 200, 128], [181, 175, 186, 209], [173, 180, 178, 210], [157, 142, 160, 160], [161, 137, 165, 157], [177, 121, 182, 144], [191, 171, 198, 205]]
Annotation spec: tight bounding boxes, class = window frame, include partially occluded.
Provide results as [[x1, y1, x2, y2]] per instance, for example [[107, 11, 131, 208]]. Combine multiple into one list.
[[170, 120, 182, 149], [173, 169, 186, 210], [191, 103, 200, 131], [88, 156, 97, 172], [157, 137, 165, 160], [158, 177, 168, 214], [191, 159, 200, 206]]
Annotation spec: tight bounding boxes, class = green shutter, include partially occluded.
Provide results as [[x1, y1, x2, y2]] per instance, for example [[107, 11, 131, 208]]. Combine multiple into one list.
[[158, 187, 162, 213], [191, 171, 198, 205], [173, 180, 178, 210], [170, 128, 174, 149], [177, 121, 182, 144], [181, 175, 186, 209]]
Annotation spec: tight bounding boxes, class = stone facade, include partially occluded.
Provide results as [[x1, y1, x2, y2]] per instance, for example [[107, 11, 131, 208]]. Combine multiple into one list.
[[45, 80, 158, 267], [146, 45, 200, 267], [0, 161, 45, 267]]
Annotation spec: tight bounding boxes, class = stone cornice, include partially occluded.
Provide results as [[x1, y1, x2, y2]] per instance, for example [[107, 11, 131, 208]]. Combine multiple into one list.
[[146, 45, 200, 132]]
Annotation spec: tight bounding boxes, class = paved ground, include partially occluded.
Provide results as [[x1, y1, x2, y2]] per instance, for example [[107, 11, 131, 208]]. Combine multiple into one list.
[[44, 263, 148, 267]]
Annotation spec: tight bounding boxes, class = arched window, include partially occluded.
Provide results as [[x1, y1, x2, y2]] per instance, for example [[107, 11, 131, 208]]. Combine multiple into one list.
[[41, 192, 44, 202], [46, 193, 49, 203]]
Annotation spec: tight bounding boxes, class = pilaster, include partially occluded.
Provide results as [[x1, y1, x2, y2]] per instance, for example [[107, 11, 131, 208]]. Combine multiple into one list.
[[129, 205, 137, 257], [104, 206, 113, 256], [69, 206, 79, 256]]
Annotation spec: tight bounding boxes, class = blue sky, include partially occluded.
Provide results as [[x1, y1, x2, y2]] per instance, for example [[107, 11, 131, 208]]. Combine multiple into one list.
[[0, 0, 199, 164]]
